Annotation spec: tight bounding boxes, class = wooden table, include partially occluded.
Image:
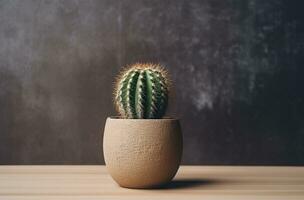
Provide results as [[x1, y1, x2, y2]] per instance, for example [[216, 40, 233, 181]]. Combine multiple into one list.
[[0, 165, 303, 200]]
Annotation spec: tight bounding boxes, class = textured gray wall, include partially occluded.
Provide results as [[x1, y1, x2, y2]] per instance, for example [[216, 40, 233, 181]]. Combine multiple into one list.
[[0, 0, 303, 165]]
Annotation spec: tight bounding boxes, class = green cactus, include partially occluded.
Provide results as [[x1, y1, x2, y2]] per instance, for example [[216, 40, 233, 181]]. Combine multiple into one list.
[[114, 63, 170, 119]]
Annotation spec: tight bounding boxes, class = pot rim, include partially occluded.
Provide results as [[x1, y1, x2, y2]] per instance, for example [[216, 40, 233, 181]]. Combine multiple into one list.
[[107, 116, 179, 121]]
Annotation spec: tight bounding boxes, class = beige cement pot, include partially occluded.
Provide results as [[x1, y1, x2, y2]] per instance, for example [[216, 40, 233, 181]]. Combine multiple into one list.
[[103, 117, 183, 189]]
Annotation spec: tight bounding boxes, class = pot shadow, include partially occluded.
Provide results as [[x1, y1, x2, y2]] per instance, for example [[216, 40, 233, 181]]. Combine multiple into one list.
[[148, 178, 222, 190]]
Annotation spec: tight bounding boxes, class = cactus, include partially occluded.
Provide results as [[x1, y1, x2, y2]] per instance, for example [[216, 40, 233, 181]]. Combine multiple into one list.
[[114, 63, 170, 119]]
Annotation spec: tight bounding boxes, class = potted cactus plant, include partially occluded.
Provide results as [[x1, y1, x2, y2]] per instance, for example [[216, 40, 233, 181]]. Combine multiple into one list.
[[103, 63, 183, 189]]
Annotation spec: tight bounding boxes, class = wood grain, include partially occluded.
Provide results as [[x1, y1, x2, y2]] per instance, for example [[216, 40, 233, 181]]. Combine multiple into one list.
[[0, 166, 303, 200]]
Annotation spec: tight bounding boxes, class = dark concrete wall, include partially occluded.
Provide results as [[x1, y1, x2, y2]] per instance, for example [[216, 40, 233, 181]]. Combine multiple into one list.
[[0, 0, 303, 165]]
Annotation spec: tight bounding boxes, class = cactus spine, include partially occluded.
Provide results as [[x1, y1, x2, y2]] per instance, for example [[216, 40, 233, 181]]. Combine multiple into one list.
[[115, 63, 169, 119]]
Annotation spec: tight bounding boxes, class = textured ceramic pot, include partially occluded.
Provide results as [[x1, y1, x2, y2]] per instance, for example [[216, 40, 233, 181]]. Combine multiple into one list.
[[103, 117, 183, 189]]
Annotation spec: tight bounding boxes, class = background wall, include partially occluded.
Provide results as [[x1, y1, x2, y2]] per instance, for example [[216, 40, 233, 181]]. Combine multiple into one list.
[[0, 0, 303, 165]]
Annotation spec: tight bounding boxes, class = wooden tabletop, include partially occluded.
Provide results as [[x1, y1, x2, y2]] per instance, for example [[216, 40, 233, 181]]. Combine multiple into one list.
[[0, 165, 303, 200]]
